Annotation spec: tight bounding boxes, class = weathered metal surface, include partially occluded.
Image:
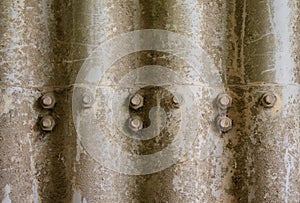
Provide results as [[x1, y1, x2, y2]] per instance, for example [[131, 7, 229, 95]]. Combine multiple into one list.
[[0, 0, 72, 202], [0, 0, 299, 203], [225, 1, 300, 202]]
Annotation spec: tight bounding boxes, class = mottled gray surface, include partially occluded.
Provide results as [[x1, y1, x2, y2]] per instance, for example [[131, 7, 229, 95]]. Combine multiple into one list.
[[0, 0, 299, 203]]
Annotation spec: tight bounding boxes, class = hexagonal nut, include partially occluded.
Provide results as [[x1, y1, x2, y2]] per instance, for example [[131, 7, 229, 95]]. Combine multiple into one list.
[[172, 95, 183, 108], [129, 94, 144, 110], [217, 116, 232, 132], [128, 116, 143, 132], [216, 93, 232, 109], [40, 116, 56, 131], [82, 92, 95, 108], [40, 93, 56, 109], [261, 92, 277, 108]]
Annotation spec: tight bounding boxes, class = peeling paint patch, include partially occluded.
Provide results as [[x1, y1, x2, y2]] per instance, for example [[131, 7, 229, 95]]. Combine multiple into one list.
[[283, 122, 297, 203], [28, 134, 39, 203], [0, 95, 13, 116], [2, 185, 11, 203], [272, 0, 295, 84], [31, 179, 39, 203], [72, 190, 81, 203], [73, 190, 88, 203]]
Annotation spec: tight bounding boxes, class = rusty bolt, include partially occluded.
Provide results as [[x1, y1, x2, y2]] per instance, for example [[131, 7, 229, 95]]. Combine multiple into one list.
[[172, 95, 180, 104], [82, 92, 94, 108], [172, 95, 182, 108], [40, 116, 56, 131], [40, 93, 55, 109], [217, 116, 232, 132], [261, 92, 277, 108], [130, 94, 143, 109], [217, 94, 232, 109], [128, 117, 143, 131]]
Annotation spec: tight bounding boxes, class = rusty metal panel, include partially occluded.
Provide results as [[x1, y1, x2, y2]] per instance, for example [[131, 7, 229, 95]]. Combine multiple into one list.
[[0, 0, 299, 203]]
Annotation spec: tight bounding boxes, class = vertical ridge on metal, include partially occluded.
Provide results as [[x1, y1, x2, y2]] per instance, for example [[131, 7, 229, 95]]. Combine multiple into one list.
[[0, 0, 299, 202]]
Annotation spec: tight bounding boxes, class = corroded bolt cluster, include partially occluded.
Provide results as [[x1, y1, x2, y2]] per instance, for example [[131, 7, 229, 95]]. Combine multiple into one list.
[[128, 94, 144, 131], [39, 92, 56, 132], [128, 116, 143, 132], [215, 93, 233, 133], [130, 94, 144, 109], [82, 92, 95, 108], [40, 115, 56, 131], [40, 93, 56, 109], [261, 92, 277, 108], [127, 92, 181, 132]]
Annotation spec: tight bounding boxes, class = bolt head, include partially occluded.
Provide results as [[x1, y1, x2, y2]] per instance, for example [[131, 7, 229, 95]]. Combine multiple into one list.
[[82, 92, 94, 108], [172, 95, 179, 104], [171, 95, 182, 109], [42, 119, 52, 128], [262, 92, 276, 108], [41, 116, 55, 131], [218, 116, 232, 132], [130, 94, 143, 109], [217, 94, 232, 109], [41, 93, 55, 109], [129, 117, 143, 131], [43, 97, 52, 106]]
